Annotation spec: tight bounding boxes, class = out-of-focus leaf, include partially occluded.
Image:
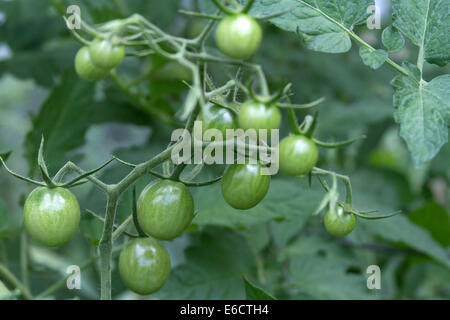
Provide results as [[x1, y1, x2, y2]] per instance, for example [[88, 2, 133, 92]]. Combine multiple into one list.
[[24, 69, 95, 173], [192, 178, 323, 229], [0, 200, 10, 238], [362, 215, 450, 269], [156, 227, 256, 299], [408, 202, 450, 247], [244, 278, 276, 300]]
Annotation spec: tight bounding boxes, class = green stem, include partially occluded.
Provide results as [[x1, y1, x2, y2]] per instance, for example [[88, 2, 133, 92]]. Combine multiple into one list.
[[98, 195, 119, 300], [20, 231, 29, 291], [0, 264, 33, 300], [212, 0, 236, 15], [312, 167, 353, 205]]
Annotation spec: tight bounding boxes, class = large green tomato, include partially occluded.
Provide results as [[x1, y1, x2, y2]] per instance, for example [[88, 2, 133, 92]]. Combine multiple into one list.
[[195, 103, 237, 141], [24, 187, 80, 247], [88, 39, 125, 69], [238, 100, 281, 133], [137, 180, 194, 240], [324, 206, 356, 237], [119, 237, 171, 295], [221, 163, 270, 210], [215, 14, 262, 59], [75, 46, 109, 82], [279, 135, 318, 176]]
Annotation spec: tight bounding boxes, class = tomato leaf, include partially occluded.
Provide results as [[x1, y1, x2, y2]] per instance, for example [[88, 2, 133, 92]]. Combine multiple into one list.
[[244, 277, 276, 300], [359, 47, 388, 70], [382, 25, 405, 53], [251, 0, 373, 53], [391, 74, 450, 164], [156, 227, 256, 299], [392, 0, 450, 67]]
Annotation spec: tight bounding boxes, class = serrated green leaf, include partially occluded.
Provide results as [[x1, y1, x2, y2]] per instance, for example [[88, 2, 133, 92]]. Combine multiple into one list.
[[251, 0, 374, 53], [244, 278, 276, 300], [24, 69, 95, 173], [156, 227, 256, 299], [382, 25, 405, 53], [391, 74, 450, 164], [392, 0, 450, 66], [359, 47, 388, 70]]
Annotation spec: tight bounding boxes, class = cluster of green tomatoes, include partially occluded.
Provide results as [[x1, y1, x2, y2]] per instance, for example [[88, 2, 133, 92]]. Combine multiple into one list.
[[17, 12, 358, 296]]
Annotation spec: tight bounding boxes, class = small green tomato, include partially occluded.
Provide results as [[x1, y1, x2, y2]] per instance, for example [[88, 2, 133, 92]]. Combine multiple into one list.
[[278, 135, 319, 176], [324, 206, 356, 237], [24, 187, 80, 247], [88, 39, 125, 69], [74, 46, 109, 82], [119, 237, 171, 295], [215, 14, 262, 59]]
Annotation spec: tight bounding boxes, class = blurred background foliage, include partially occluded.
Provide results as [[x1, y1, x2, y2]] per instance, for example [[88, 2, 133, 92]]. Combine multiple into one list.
[[0, 0, 449, 300]]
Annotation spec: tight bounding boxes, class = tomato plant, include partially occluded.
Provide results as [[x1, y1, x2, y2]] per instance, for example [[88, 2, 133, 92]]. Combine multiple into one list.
[[221, 163, 270, 210], [0, 0, 448, 303], [24, 187, 81, 247], [137, 180, 194, 240], [119, 237, 171, 295]]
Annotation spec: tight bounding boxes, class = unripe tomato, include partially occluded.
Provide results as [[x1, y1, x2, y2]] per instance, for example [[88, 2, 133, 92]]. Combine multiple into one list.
[[238, 100, 281, 133], [278, 135, 318, 176], [88, 39, 125, 69], [24, 187, 80, 247], [324, 206, 356, 237], [119, 237, 171, 295], [195, 103, 237, 141], [137, 180, 194, 240], [75, 46, 109, 82], [215, 14, 262, 59], [221, 163, 270, 210]]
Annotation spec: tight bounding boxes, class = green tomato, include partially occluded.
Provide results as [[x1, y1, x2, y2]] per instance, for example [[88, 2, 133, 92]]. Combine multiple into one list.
[[195, 103, 237, 141], [119, 237, 171, 295], [221, 163, 270, 210], [324, 206, 356, 237], [278, 135, 318, 176], [238, 100, 281, 134], [88, 39, 125, 69], [137, 180, 194, 240], [215, 14, 262, 59], [24, 187, 80, 247], [75, 46, 109, 82]]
